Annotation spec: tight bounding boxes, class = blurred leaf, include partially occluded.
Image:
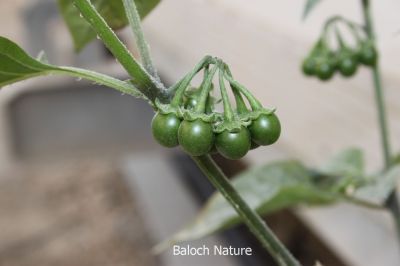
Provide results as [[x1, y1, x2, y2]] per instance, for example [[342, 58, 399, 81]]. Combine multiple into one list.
[[156, 160, 337, 250], [302, 0, 323, 20], [354, 166, 400, 204], [392, 153, 400, 166], [58, 0, 161, 51], [0, 36, 143, 98], [314, 148, 365, 193], [156, 148, 378, 250], [319, 148, 364, 177]]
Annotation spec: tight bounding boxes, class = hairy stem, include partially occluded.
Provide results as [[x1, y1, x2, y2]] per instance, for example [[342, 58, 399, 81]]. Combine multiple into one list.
[[73, 0, 165, 102], [122, 0, 159, 81], [361, 0, 400, 242], [55, 66, 144, 97], [192, 155, 301, 266]]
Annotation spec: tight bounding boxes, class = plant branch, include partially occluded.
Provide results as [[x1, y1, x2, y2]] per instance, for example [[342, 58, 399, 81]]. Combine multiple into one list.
[[56, 66, 144, 98], [73, 0, 166, 102], [361, 0, 391, 168], [361, 0, 400, 242], [192, 155, 301, 266], [73, 2, 299, 262], [371, 69, 392, 167], [122, 0, 159, 81]]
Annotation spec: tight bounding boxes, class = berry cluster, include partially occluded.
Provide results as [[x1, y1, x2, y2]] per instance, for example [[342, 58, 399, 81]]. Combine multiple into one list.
[[151, 57, 280, 160], [302, 17, 378, 81]]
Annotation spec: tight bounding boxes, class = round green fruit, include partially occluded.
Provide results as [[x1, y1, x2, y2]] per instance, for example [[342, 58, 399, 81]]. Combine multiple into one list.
[[185, 96, 198, 110], [359, 45, 378, 66], [302, 57, 317, 76], [249, 113, 281, 146], [338, 56, 358, 77], [151, 112, 181, 148], [178, 119, 214, 156], [216, 127, 251, 160], [316, 60, 335, 81]]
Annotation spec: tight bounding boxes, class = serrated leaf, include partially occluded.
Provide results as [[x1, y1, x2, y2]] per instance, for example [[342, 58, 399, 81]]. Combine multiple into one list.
[[302, 0, 323, 20], [354, 166, 400, 204], [156, 160, 337, 250], [0, 36, 143, 98], [58, 0, 161, 51]]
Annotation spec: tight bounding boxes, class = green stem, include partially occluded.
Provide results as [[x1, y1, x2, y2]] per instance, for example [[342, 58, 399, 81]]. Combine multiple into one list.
[[321, 16, 349, 43], [55, 66, 144, 98], [232, 85, 248, 114], [224, 64, 249, 114], [344, 21, 365, 44], [361, 0, 391, 171], [361, 0, 400, 241], [218, 67, 234, 121], [170, 56, 212, 107], [225, 74, 262, 110], [334, 26, 346, 49], [322, 16, 364, 41], [195, 64, 218, 113], [122, 0, 159, 81], [192, 155, 301, 266], [371, 68, 391, 168], [73, 0, 165, 102]]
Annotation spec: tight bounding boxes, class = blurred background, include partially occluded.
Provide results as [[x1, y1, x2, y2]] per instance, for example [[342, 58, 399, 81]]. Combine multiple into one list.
[[0, 0, 400, 265]]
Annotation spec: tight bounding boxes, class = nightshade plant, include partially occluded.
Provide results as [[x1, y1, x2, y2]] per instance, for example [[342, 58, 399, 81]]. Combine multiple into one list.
[[301, 16, 378, 80], [0, 0, 398, 265], [0, 0, 294, 265], [157, 0, 400, 265], [152, 59, 280, 159]]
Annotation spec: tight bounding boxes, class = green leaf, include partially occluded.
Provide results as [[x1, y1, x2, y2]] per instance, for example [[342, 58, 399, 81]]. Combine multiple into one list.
[[392, 154, 400, 166], [312, 148, 390, 208], [156, 149, 382, 250], [319, 148, 364, 177], [302, 0, 323, 20], [0, 36, 143, 98], [313, 148, 365, 193], [354, 166, 400, 205], [156, 160, 337, 250], [58, 0, 161, 51]]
